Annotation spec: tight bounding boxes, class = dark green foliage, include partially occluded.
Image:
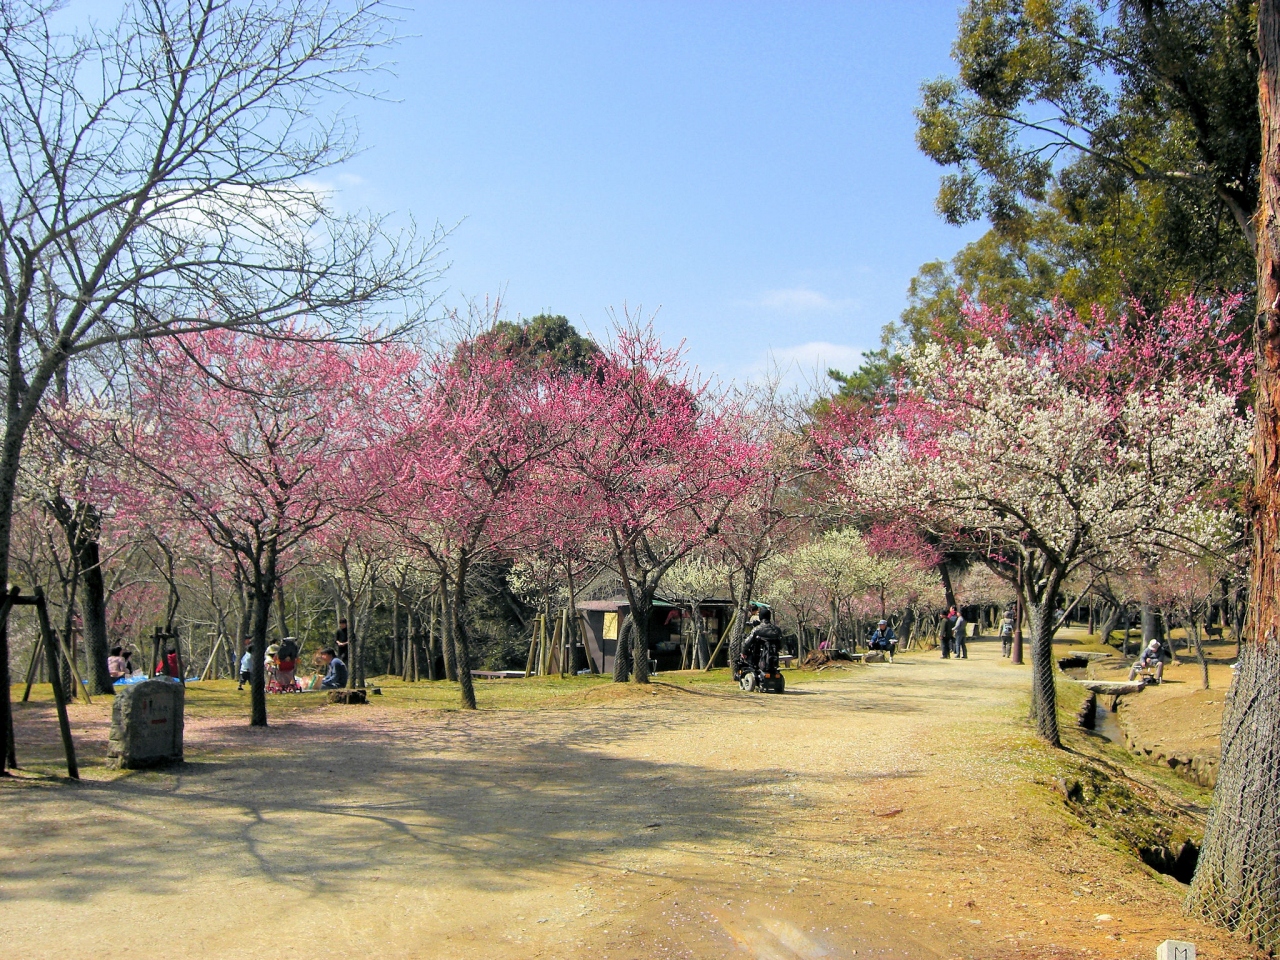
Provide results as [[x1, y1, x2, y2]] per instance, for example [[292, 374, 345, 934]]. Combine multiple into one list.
[[463, 563, 535, 670], [914, 0, 1257, 313], [481, 313, 599, 375], [821, 348, 902, 408], [827, 1, 1261, 405]]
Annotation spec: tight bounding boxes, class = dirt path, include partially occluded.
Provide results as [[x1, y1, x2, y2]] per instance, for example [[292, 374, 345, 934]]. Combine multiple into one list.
[[0, 639, 1255, 959]]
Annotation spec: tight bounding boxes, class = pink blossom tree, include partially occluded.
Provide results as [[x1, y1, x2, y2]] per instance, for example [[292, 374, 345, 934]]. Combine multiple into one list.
[[712, 383, 816, 665], [120, 329, 415, 726], [553, 325, 754, 683], [374, 339, 582, 709]]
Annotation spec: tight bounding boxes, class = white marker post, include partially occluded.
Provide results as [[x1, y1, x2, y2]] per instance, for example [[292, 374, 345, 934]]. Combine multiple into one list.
[[1156, 941, 1195, 960]]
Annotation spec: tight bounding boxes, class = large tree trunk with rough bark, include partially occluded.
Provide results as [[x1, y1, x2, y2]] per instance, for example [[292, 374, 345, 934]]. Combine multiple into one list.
[[448, 581, 477, 710], [1025, 597, 1062, 748], [937, 561, 957, 611], [1188, 6, 1280, 948], [444, 558, 476, 710], [630, 603, 651, 683], [613, 615, 633, 682]]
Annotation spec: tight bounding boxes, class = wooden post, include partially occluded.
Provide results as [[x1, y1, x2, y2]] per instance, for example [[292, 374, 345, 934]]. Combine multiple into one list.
[[200, 632, 224, 681], [545, 616, 561, 675], [1, 586, 19, 770], [33, 588, 79, 779], [524, 615, 540, 678], [21, 630, 45, 702], [703, 611, 738, 671], [559, 608, 569, 677], [52, 627, 91, 704], [172, 629, 187, 687], [148, 627, 161, 679], [578, 613, 597, 674]]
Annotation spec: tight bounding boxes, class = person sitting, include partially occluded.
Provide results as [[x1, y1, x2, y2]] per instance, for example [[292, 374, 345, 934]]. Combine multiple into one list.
[[268, 642, 300, 692], [741, 609, 782, 674], [156, 647, 180, 678], [107, 646, 129, 681], [868, 620, 897, 662], [318, 648, 348, 689], [1128, 638, 1165, 683]]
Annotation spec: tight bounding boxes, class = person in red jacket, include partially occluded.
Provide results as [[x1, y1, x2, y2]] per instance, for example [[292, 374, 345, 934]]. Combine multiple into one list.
[[157, 648, 180, 677]]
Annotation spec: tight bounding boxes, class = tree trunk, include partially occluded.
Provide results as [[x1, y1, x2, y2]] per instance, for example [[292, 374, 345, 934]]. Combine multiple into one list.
[[447, 567, 477, 710], [439, 585, 456, 682], [630, 604, 651, 684], [275, 582, 289, 641], [1188, 619, 1210, 691], [613, 615, 633, 682], [76, 513, 113, 696], [391, 587, 402, 678], [937, 561, 957, 610], [1096, 602, 1123, 649], [1141, 602, 1157, 646], [248, 544, 278, 728], [1188, 8, 1280, 949], [1026, 594, 1062, 748]]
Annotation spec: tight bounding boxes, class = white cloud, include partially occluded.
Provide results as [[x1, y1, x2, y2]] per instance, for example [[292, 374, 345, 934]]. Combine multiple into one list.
[[758, 287, 854, 313], [739, 340, 865, 393], [771, 341, 864, 374]]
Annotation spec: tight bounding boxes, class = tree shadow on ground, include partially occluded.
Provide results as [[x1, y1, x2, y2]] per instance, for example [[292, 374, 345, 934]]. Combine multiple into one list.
[[1, 703, 787, 905]]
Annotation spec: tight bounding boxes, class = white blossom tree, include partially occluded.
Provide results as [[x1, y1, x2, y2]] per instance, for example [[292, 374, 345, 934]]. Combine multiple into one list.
[[831, 306, 1250, 746]]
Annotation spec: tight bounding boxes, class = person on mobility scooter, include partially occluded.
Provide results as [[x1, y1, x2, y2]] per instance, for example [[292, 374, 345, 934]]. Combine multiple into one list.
[[734, 608, 785, 693]]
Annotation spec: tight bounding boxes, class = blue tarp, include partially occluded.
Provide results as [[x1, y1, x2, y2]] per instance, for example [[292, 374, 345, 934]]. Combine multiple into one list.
[[111, 675, 198, 685]]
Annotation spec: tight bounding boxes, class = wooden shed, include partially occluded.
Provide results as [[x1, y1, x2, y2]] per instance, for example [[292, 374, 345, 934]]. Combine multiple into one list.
[[576, 597, 736, 674]]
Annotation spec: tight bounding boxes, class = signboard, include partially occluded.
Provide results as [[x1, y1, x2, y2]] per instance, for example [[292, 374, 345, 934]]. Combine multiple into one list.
[[603, 612, 618, 640]]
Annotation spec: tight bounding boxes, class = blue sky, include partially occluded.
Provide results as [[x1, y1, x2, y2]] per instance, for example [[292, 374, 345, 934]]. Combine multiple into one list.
[[77, 1, 983, 386], [326, 1, 988, 386]]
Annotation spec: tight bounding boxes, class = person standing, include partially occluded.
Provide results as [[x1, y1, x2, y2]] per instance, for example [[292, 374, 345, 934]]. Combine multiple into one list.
[[999, 614, 1015, 658], [940, 606, 956, 658], [334, 618, 350, 674], [953, 609, 969, 659], [238, 642, 252, 691]]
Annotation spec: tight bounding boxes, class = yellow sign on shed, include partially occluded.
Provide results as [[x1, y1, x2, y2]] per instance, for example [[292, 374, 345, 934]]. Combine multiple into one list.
[[602, 612, 619, 640]]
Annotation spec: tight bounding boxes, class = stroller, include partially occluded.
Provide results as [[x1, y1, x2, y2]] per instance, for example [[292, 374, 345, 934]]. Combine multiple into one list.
[[734, 628, 785, 694]]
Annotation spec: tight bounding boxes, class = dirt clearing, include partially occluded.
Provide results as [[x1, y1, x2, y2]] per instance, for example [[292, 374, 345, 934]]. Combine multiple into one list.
[[1, 639, 1258, 959]]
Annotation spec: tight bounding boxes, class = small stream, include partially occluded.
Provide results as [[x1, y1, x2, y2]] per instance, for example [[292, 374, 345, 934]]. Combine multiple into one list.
[[1091, 700, 1125, 744], [1060, 663, 1126, 744]]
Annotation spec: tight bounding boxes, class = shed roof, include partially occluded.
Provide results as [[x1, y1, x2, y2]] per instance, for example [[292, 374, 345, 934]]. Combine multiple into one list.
[[576, 596, 736, 612]]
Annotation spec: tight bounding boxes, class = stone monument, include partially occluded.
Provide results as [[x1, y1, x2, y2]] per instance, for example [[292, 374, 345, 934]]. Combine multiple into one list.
[[107, 680, 184, 769]]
